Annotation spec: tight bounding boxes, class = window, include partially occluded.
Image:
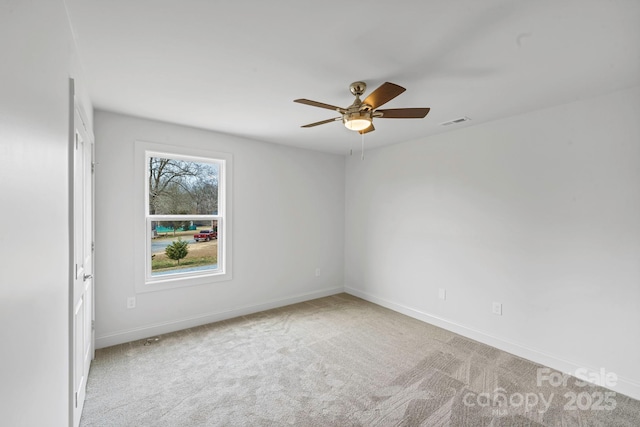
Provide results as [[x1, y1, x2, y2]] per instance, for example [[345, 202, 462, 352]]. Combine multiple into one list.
[[135, 141, 232, 291]]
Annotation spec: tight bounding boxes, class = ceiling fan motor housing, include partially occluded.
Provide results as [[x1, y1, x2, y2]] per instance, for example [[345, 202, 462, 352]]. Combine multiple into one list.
[[349, 81, 367, 96]]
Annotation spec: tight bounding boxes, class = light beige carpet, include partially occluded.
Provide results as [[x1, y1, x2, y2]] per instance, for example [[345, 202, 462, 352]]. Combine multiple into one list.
[[80, 293, 640, 426]]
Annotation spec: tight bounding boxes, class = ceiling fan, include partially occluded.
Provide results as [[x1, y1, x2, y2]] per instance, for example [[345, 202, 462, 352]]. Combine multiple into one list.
[[294, 81, 430, 134]]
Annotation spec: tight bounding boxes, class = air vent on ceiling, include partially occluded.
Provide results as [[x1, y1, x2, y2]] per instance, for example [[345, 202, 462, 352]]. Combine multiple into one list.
[[440, 116, 471, 126]]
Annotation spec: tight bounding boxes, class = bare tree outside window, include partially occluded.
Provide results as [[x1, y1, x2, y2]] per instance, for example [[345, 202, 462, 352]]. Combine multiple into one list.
[[148, 157, 218, 215]]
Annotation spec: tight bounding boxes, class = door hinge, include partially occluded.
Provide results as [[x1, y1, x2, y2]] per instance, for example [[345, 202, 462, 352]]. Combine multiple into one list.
[[91, 241, 95, 252], [92, 320, 95, 331], [75, 391, 78, 408], [75, 133, 79, 150], [91, 162, 95, 173]]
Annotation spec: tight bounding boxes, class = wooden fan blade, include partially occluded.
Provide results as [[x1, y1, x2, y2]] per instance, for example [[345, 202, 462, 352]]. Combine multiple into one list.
[[301, 117, 341, 128], [294, 99, 344, 112], [359, 124, 375, 134], [376, 108, 430, 119], [362, 82, 406, 109]]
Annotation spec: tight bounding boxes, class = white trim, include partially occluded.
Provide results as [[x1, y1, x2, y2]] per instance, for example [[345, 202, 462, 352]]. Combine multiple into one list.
[[134, 140, 233, 293], [345, 286, 640, 401], [95, 286, 343, 348]]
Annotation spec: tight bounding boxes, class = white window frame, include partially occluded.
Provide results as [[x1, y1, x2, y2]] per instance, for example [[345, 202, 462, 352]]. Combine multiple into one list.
[[134, 140, 232, 293]]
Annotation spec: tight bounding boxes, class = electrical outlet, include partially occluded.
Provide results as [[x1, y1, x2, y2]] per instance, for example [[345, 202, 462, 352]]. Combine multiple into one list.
[[127, 297, 136, 309], [315, 268, 321, 277], [438, 288, 446, 300], [492, 302, 502, 316]]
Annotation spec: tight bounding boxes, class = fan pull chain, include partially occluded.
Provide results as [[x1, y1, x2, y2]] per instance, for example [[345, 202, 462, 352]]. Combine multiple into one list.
[[361, 132, 365, 160]]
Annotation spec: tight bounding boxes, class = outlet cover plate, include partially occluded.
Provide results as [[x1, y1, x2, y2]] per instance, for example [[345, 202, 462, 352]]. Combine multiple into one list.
[[492, 302, 502, 316], [127, 297, 136, 309]]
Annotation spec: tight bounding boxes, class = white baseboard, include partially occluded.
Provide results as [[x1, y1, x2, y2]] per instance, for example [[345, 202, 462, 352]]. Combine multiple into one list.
[[95, 286, 343, 349], [345, 286, 640, 402]]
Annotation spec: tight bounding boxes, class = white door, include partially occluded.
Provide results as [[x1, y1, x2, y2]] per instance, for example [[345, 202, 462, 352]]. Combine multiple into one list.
[[72, 100, 94, 427]]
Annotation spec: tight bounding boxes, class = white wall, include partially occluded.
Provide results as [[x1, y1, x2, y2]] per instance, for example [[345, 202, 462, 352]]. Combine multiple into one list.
[[345, 86, 640, 400], [0, 1, 93, 425], [94, 111, 345, 347]]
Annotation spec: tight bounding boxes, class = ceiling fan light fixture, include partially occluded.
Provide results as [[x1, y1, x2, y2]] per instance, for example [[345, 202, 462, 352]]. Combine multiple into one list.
[[295, 81, 430, 134], [343, 111, 372, 131]]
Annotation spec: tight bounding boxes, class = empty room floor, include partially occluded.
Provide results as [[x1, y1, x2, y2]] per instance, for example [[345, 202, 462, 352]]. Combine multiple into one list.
[[80, 294, 640, 426]]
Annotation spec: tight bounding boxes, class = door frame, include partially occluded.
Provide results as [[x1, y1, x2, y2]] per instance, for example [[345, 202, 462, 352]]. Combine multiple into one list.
[[68, 78, 95, 427]]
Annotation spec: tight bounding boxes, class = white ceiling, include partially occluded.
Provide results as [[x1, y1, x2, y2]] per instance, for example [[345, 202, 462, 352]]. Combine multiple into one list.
[[65, 0, 640, 155]]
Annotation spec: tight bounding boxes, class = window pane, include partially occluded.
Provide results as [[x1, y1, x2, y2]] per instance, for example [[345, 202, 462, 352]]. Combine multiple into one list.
[[149, 157, 219, 215], [150, 220, 218, 277]]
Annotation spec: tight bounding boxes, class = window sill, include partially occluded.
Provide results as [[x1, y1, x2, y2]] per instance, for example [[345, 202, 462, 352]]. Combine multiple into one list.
[[136, 270, 233, 293]]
